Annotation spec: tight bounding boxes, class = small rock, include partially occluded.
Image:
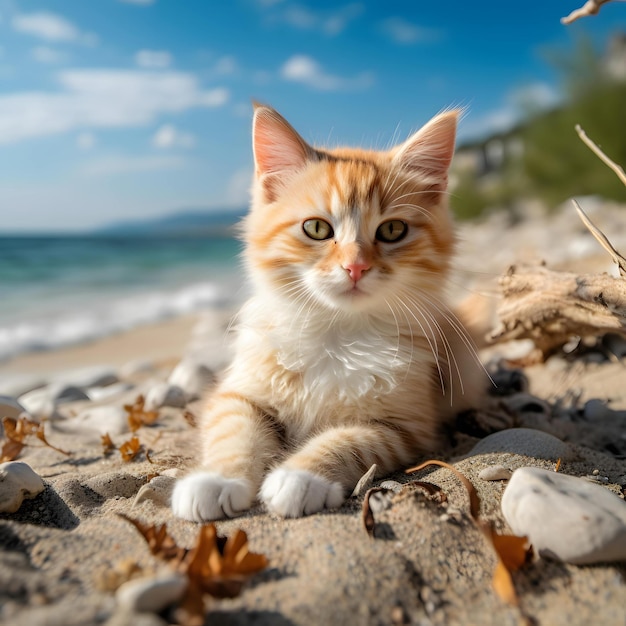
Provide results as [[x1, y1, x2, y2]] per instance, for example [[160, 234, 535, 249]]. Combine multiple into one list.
[[502, 393, 551, 416], [86, 382, 134, 403], [134, 475, 177, 507], [0, 461, 45, 513], [144, 383, 186, 411], [502, 466, 626, 564], [19, 384, 89, 419], [62, 405, 130, 436], [468, 428, 574, 461], [378, 480, 403, 493], [351, 464, 377, 497], [583, 399, 613, 421], [478, 465, 513, 481], [167, 360, 214, 402], [116, 573, 188, 614]]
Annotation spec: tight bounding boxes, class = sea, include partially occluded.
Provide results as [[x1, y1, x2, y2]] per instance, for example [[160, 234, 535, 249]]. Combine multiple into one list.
[[0, 234, 247, 362]]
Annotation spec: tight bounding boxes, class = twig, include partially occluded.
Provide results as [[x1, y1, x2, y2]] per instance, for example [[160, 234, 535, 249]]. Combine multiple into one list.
[[575, 125, 626, 187], [561, 0, 620, 24], [573, 199, 626, 277]]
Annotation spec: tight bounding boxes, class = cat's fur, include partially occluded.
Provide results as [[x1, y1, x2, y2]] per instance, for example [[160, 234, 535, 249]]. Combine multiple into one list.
[[172, 104, 485, 521]]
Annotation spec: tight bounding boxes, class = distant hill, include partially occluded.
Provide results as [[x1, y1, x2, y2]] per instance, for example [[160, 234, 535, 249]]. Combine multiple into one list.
[[96, 207, 247, 236]]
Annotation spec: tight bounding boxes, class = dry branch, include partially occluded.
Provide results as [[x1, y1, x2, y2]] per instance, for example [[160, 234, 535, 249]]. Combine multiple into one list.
[[561, 0, 620, 24], [489, 264, 626, 360], [575, 125, 626, 187]]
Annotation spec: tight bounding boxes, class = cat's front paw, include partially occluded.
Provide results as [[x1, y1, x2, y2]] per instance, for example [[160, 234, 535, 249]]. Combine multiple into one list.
[[171, 472, 254, 522], [260, 468, 345, 518]]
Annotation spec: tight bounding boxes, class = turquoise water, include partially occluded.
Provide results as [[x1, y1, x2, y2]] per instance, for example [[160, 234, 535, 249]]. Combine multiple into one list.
[[0, 235, 246, 361]]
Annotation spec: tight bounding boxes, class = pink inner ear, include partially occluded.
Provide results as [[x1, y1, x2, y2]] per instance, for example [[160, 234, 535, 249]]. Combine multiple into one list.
[[253, 106, 312, 177], [394, 110, 459, 184]]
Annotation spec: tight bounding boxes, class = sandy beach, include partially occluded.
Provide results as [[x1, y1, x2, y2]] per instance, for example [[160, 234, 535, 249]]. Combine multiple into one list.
[[1, 201, 626, 626]]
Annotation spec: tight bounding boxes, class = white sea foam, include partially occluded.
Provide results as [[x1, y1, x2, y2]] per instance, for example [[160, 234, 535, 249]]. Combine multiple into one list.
[[0, 279, 241, 362]]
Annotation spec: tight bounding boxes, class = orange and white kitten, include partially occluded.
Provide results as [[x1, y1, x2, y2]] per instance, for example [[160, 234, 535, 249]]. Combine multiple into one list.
[[172, 104, 484, 521]]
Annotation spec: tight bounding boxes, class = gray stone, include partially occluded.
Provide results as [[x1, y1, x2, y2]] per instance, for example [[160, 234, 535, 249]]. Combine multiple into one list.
[[0, 461, 45, 513], [167, 360, 214, 401], [468, 428, 574, 461], [64, 405, 130, 436], [478, 465, 513, 481], [19, 384, 89, 419], [116, 573, 187, 614], [502, 466, 626, 564]]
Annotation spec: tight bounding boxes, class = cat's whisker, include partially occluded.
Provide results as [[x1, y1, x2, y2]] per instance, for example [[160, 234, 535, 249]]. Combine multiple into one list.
[[386, 297, 415, 382]]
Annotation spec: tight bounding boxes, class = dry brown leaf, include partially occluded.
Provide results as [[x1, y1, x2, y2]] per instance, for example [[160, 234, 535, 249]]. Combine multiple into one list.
[[119, 436, 143, 462], [1, 416, 70, 461], [183, 410, 197, 428], [101, 433, 116, 457], [120, 515, 269, 625], [554, 458, 562, 472], [124, 395, 159, 432]]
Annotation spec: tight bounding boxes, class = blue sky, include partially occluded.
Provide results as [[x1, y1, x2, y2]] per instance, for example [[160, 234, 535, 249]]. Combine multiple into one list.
[[0, 0, 623, 232]]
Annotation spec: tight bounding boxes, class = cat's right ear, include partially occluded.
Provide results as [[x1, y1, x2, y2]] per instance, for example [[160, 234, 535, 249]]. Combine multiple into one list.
[[252, 104, 314, 201]]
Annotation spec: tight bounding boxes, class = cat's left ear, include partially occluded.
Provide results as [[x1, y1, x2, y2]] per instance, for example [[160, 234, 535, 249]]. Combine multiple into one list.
[[392, 110, 459, 187]]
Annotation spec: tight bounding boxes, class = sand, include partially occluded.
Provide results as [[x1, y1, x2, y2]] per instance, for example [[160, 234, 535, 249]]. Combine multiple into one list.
[[1, 201, 626, 626]]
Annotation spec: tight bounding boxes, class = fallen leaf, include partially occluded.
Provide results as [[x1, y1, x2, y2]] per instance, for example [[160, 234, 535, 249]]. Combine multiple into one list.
[[361, 487, 395, 537], [119, 436, 143, 462], [101, 433, 116, 457], [554, 458, 562, 472], [120, 515, 268, 624], [183, 410, 197, 428], [124, 395, 159, 432], [1, 416, 70, 461]]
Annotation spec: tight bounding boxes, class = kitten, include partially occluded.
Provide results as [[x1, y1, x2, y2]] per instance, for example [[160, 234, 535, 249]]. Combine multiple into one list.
[[172, 104, 484, 521]]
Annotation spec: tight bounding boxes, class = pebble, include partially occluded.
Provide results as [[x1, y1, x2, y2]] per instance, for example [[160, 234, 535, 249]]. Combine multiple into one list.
[[19, 384, 89, 419], [86, 382, 134, 403], [501, 466, 626, 564], [133, 475, 176, 507], [0, 461, 45, 513], [144, 383, 187, 411], [116, 573, 188, 614], [167, 360, 214, 401], [501, 393, 551, 416], [65, 405, 130, 436], [0, 395, 30, 420], [467, 428, 574, 461], [583, 399, 613, 421], [478, 465, 513, 481]]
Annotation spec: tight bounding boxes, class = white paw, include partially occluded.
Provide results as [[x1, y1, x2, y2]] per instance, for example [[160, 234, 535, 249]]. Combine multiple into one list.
[[260, 468, 345, 518], [171, 472, 253, 522]]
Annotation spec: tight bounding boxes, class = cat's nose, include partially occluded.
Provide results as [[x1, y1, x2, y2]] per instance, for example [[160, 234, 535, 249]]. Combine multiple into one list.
[[343, 262, 371, 282]]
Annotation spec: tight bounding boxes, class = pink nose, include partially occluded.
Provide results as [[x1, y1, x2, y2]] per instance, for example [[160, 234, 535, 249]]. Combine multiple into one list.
[[343, 262, 371, 282]]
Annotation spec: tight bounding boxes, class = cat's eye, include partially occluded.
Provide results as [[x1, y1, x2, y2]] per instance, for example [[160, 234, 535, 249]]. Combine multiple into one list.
[[376, 220, 408, 243], [303, 219, 334, 241]]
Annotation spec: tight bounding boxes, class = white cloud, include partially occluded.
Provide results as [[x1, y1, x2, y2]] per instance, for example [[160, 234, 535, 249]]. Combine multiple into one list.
[[271, 3, 363, 36], [509, 82, 560, 110], [32, 46, 67, 64], [281, 55, 373, 91], [12, 12, 97, 45], [380, 17, 441, 45], [0, 69, 230, 145], [135, 49, 173, 69], [76, 132, 96, 150], [213, 55, 238, 75], [152, 124, 195, 149], [80, 154, 185, 177]]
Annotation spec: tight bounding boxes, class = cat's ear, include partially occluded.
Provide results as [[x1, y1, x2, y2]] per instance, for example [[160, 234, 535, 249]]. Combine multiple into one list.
[[252, 104, 315, 201], [392, 110, 459, 187]]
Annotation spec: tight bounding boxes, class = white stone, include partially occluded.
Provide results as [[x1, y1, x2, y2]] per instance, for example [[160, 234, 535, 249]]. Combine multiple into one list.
[[19, 384, 89, 419], [478, 465, 513, 481], [63, 405, 130, 436], [167, 360, 214, 401], [0, 461, 45, 513], [502, 466, 626, 564], [86, 382, 134, 403], [468, 428, 574, 461], [144, 382, 186, 411], [116, 573, 188, 614]]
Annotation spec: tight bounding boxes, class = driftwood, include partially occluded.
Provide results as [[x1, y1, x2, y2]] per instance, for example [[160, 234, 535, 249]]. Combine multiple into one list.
[[488, 125, 626, 362], [561, 0, 620, 25]]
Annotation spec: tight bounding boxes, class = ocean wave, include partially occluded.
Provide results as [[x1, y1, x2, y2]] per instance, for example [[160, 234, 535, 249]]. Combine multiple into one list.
[[0, 280, 241, 362]]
